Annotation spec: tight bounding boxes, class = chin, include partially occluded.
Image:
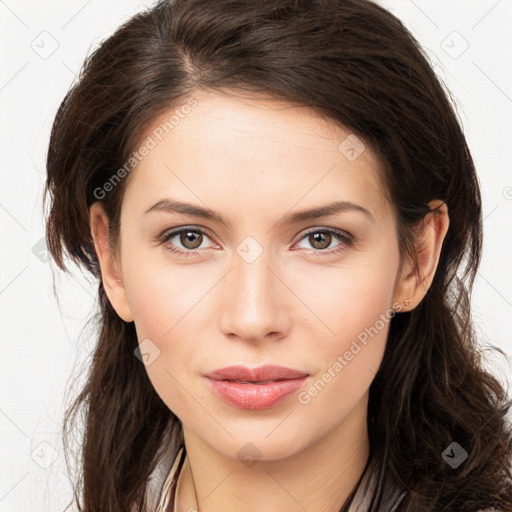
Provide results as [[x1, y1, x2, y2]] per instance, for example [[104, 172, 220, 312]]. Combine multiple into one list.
[[196, 424, 314, 464]]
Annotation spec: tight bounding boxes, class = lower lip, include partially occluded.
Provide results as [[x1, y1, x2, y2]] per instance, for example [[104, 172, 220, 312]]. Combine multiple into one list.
[[206, 376, 309, 410]]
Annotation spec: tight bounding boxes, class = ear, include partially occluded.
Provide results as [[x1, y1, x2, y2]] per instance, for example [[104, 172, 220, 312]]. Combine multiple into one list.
[[89, 202, 134, 322], [392, 199, 450, 312]]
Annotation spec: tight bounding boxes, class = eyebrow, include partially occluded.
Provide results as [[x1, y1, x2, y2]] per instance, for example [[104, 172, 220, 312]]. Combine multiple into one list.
[[143, 198, 375, 226]]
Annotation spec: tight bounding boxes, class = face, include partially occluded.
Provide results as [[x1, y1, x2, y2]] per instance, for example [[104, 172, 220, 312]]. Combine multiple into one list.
[[98, 90, 407, 461]]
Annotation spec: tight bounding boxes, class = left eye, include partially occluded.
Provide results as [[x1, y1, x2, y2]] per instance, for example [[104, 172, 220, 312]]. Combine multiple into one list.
[[294, 228, 354, 253], [159, 227, 354, 256]]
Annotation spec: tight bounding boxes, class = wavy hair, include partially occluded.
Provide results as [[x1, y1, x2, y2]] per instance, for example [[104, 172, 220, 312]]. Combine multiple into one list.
[[43, 0, 512, 510]]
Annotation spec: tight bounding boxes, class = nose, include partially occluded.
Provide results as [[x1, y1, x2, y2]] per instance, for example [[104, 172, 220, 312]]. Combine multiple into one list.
[[219, 248, 291, 343]]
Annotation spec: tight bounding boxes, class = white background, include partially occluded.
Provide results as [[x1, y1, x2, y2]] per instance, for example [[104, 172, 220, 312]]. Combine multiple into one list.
[[1, 1, 511, 510]]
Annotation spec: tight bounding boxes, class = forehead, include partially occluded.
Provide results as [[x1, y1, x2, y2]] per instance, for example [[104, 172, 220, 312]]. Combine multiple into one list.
[[123, 90, 391, 223]]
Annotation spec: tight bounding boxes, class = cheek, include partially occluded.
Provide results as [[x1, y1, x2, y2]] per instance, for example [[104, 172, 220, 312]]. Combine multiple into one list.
[[126, 264, 197, 415], [122, 248, 217, 407], [124, 249, 206, 339], [290, 252, 398, 396], [288, 254, 397, 343], [297, 299, 392, 418]]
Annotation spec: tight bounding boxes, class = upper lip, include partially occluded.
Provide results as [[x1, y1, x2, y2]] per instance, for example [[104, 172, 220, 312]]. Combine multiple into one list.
[[204, 365, 309, 382]]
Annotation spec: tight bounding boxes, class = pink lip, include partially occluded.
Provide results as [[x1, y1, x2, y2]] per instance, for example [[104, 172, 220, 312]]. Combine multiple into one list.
[[203, 365, 310, 410]]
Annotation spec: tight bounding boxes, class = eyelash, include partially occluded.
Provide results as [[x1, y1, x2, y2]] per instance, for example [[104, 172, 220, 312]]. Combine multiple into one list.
[[157, 226, 356, 258]]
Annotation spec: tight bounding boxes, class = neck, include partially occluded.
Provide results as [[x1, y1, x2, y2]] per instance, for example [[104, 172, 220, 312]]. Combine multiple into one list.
[[176, 392, 370, 512]]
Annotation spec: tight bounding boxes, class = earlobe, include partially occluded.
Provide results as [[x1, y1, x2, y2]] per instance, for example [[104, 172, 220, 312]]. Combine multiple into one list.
[[89, 202, 134, 323], [393, 199, 450, 312]]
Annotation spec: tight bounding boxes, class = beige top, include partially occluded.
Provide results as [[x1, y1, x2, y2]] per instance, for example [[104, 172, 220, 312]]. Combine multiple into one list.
[[153, 447, 407, 512]]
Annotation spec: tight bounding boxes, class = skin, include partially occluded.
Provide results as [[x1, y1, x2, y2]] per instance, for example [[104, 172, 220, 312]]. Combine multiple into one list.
[[90, 90, 449, 512]]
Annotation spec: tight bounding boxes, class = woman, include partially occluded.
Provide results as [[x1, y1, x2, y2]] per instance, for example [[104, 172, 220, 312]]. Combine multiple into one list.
[[43, 0, 512, 510]]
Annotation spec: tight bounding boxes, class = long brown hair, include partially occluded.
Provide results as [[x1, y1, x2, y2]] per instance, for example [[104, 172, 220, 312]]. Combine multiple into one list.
[[43, 0, 512, 510]]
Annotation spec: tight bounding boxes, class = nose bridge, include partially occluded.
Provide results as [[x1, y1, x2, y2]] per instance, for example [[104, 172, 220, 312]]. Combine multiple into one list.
[[219, 237, 287, 341]]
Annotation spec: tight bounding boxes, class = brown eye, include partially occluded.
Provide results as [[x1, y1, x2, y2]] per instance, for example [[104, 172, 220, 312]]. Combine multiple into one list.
[[159, 227, 216, 255], [308, 232, 332, 250], [180, 230, 203, 249], [294, 228, 355, 255]]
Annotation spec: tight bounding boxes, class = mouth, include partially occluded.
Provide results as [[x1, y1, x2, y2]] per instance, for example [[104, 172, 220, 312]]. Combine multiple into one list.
[[203, 365, 310, 410]]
